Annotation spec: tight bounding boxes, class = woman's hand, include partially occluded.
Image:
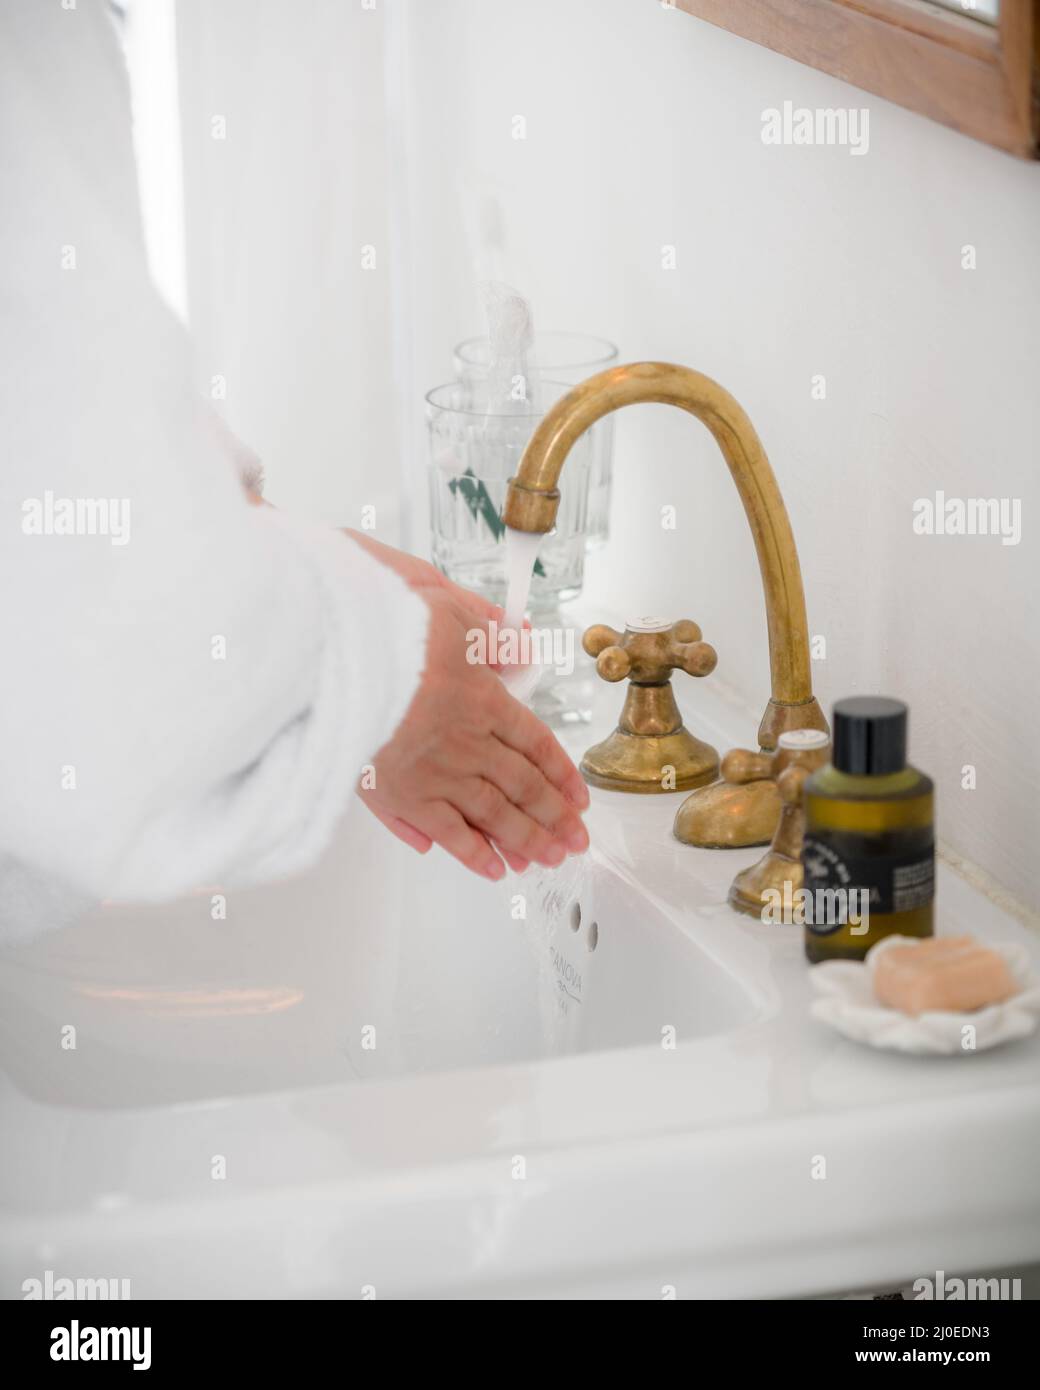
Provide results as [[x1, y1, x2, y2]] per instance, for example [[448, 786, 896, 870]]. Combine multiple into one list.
[[348, 531, 590, 880]]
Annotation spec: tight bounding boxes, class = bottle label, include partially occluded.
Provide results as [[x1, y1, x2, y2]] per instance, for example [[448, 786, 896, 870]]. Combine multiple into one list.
[[802, 832, 934, 936]]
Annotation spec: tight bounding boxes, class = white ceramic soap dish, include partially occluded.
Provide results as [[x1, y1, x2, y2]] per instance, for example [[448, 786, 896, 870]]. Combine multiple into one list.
[[809, 935, 1040, 1056]]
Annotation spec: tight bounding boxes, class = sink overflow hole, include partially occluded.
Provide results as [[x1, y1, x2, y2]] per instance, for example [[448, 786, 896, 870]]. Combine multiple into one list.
[[569, 902, 581, 932], [587, 921, 599, 952]]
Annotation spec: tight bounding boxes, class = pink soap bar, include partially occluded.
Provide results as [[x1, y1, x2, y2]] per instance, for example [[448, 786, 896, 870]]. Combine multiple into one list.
[[873, 936, 1016, 1016]]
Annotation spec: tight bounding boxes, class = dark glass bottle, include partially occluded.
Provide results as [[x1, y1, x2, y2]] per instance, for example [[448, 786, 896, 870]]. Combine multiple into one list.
[[802, 697, 934, 964]]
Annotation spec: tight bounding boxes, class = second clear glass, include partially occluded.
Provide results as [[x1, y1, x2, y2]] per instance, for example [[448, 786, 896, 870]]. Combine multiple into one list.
[[452, 331, 618, 548]]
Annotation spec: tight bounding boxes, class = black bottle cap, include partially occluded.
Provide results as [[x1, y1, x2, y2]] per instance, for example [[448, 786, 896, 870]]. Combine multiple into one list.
[[831, 696, 907, 775]]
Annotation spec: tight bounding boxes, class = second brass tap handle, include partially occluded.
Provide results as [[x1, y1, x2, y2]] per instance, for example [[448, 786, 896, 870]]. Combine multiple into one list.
[[722, 729, 831, 787], [582, 617, 717, 686]]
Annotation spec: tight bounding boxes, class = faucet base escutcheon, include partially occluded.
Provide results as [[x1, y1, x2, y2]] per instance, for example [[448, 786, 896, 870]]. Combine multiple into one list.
[[673, 696, 828, 847], [581, 728, 720, 794]]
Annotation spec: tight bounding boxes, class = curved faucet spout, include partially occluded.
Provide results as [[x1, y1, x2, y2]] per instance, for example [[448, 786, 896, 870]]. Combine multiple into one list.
[[503, 362, 826, 792]]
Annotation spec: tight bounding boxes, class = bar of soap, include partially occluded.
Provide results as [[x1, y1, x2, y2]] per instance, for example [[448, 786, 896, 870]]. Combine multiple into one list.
[[873, 936, 1017, 1016]]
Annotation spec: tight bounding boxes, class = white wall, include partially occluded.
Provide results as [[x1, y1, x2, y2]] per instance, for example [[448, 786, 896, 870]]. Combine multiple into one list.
[[177, 0, 408, 535], [173, 0, 1039, 911], [400, 0, 1040, 909]]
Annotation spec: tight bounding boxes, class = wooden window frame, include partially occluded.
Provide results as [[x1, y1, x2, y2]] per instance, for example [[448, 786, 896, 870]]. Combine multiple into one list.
[[674, 0, 1039, 158]]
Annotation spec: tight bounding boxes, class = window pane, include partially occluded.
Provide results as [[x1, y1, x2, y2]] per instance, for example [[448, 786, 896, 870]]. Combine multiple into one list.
[[927, 0, 999, 22]]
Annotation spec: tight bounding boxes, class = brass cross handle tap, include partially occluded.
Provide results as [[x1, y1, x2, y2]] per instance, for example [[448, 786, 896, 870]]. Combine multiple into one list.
[[579, 617, 720, 793], [726, 729, 831, 915], [584, 618, 717, 688]]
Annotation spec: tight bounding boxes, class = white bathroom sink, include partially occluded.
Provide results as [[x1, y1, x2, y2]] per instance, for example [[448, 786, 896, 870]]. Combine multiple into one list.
[[0, 801, 759, 1109], [1, 680, 1038, 1299]]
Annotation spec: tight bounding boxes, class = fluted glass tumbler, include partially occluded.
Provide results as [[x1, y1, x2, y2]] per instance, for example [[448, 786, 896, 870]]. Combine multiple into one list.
[[452, 331, 618, 547], [425, 379, 591, 612]]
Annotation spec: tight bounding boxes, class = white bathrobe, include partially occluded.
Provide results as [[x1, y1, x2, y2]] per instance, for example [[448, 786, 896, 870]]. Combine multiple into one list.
[[0, 0, 428, 940]]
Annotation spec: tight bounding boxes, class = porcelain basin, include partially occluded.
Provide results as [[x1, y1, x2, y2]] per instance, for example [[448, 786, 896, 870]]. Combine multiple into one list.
[[0, 797, 760, 1111]]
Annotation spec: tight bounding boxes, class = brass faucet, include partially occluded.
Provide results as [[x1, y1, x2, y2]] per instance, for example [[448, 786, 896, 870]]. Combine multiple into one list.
[[503, 362, 827, 848]]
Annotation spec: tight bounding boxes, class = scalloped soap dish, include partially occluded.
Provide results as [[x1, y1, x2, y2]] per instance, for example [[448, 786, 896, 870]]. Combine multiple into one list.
[[809, 935, 1040, 1056]]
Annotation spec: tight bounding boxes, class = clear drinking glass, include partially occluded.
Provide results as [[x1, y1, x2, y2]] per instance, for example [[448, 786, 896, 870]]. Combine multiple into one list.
[[452, 331, 618, 547], [426, 378, 591, 613]]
